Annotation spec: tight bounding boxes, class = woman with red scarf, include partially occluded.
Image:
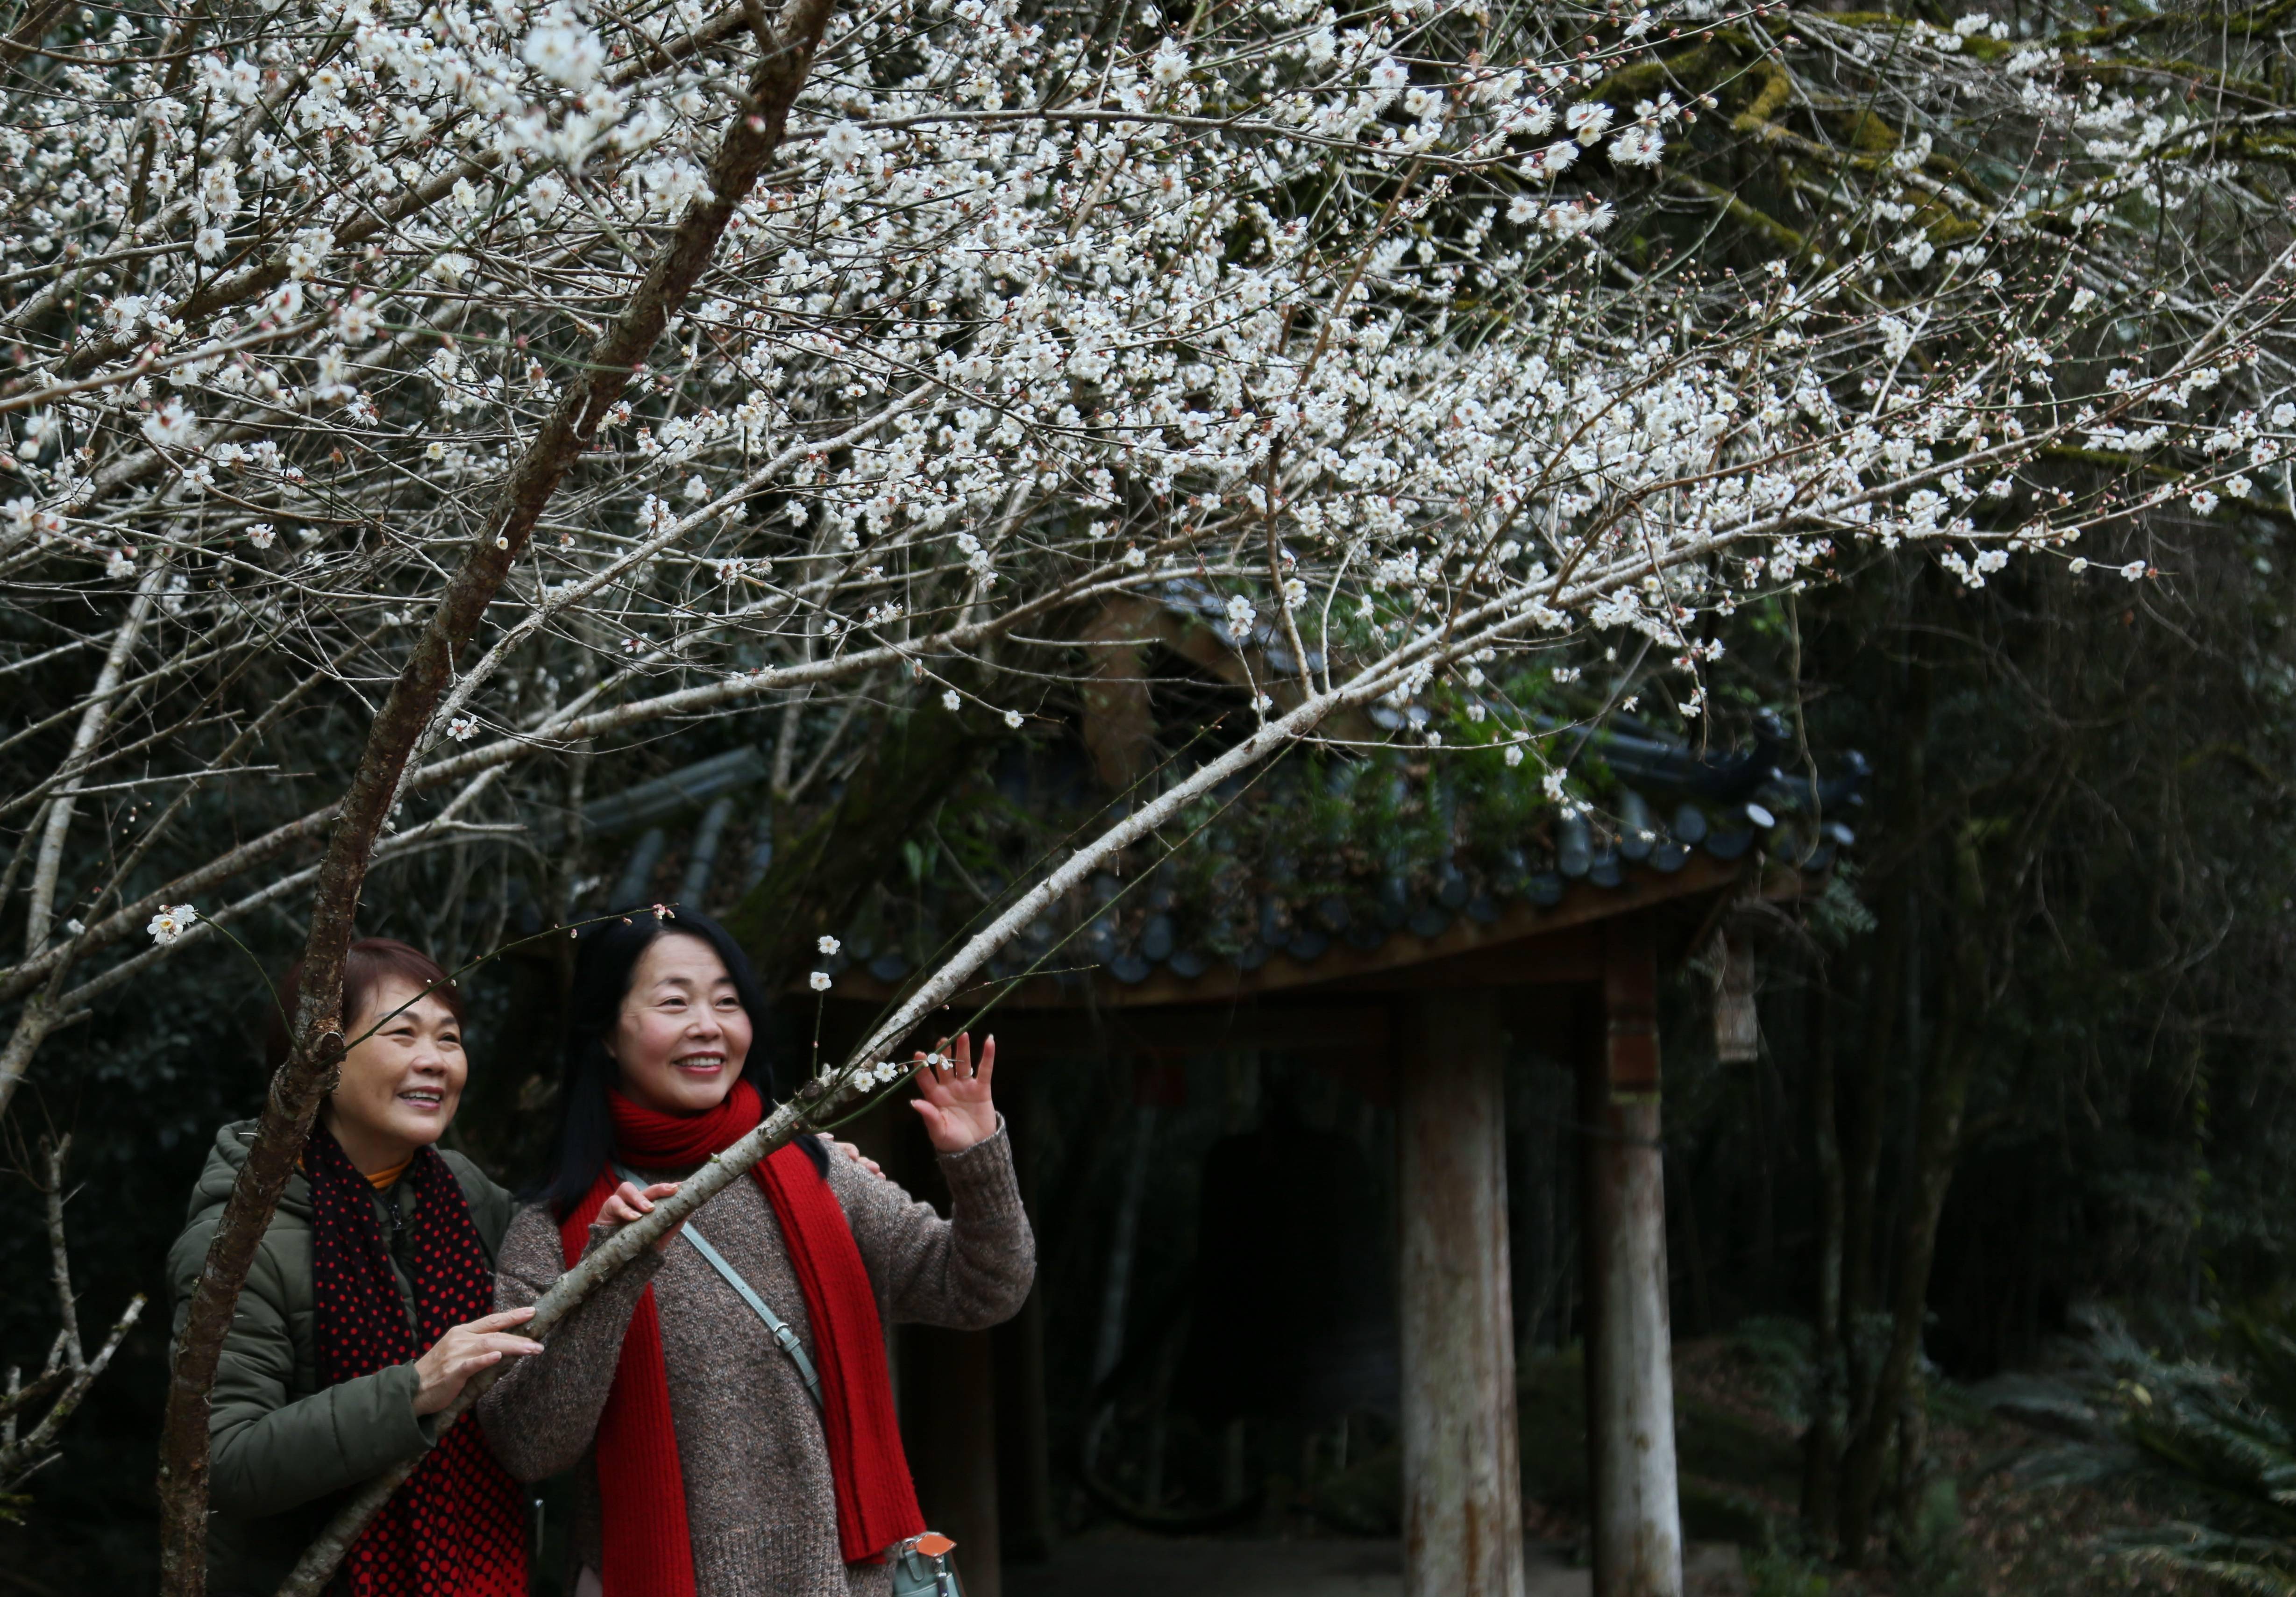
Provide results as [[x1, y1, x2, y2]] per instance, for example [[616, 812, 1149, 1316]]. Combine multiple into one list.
[[165, 939, 536, 1597], [477, 907, 1034, 1597]]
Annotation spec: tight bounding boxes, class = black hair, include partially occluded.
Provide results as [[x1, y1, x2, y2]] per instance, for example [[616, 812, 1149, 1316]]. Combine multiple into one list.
[[533, 904, 822, 1217]]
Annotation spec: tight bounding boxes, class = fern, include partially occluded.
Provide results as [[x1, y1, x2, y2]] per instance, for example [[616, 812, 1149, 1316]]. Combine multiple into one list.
[[2054, 1309, 2296, 1591]]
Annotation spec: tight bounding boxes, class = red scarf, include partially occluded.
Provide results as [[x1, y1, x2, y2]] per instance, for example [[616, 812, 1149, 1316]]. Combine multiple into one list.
[[306, 1126, 526, 1597], [558, 1080, 923, 1596]]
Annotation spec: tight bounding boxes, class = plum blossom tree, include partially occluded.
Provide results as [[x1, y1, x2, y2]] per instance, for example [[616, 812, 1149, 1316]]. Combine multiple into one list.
[[0, 0, 2292, 1584]]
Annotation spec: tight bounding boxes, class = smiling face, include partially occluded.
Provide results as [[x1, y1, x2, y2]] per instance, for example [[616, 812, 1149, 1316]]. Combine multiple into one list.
[[322, 977, 467, 1174], [606, 933, 753, 1116]]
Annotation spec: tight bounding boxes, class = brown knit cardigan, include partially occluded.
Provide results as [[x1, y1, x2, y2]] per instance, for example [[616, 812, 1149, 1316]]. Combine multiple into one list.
[[477, 1125, 1033, 1597]]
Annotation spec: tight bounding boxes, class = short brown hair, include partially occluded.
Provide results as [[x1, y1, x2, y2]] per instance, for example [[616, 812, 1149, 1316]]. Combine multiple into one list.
[[263, 938, 465, 1072]]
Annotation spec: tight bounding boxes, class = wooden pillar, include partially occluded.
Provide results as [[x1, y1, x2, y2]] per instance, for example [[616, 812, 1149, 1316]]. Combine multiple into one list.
[[995, 1060, 1053, 1564], [1580, 916, 1683, 1597], [994, 1287, 1052, 1562], [908, 1325, 1002, 1597], [1398, 990, 1526, 1597], [866, 1090, 1003, 1597]]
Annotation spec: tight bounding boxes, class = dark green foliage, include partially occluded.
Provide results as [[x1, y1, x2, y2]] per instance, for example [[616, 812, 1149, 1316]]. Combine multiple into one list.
[[2087, 1312, 2296, 1594]]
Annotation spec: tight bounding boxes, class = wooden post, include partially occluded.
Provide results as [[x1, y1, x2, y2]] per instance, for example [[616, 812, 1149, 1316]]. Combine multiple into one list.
[[864, 1093, 1003, 1596], [994, 1287, 1052, 1562], [908, 1325, 1002, 1597], [1398, 990, 1527, 1597], [995, 1062, 1054, 1563], [1580, 915, 1683, 1597]]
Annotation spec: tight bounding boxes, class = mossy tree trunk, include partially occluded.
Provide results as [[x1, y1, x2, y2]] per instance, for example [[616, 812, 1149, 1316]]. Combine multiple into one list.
[[725, 702, 1008, 998]]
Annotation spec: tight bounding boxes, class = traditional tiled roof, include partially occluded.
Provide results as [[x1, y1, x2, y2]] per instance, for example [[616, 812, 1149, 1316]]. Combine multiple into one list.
[[583, 694, 1863, 995]]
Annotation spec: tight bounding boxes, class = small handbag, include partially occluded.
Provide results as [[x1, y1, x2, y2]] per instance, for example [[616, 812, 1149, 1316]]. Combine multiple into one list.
[[888, 1532, 963, 1597]]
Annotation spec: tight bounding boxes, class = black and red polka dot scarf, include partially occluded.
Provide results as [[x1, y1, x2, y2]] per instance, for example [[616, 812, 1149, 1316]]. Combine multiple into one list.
[[307, 1125, 526, 1597]]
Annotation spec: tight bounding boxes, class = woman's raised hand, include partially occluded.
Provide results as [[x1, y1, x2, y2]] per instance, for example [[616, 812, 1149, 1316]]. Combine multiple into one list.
[[910, 1033, 998, 1154], [411, 1306, 541, 1415], [599, 1180, 685, 1253]]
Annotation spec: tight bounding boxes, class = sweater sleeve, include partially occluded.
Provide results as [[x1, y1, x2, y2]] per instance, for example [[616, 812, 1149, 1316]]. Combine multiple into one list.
[[829, 1123, 1034, 1331], [476, 1203, 664, 1483], [167, 1222, 432, 1518]]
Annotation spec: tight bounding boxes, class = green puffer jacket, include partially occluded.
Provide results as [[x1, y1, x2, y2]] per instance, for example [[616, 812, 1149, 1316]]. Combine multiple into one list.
[[165, 1121, 519, 1596]]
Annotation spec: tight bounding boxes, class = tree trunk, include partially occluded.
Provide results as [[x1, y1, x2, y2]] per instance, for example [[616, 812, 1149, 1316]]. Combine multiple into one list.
[[1801, 976, 1844, 1549], [725, 699, 1004, 991], [1893, 1364, 1930, 1553], [1843, 663, 1927, 1439], [1836, 831, 1986, 1566], [1840, 890, 1901, 1403], [152, 6, 842, 1588]]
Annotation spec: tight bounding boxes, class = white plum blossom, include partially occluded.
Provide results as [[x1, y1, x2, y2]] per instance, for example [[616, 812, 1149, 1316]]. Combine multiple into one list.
[[1566, 101, 1614, 144], [1607, 126, 1664, 167], [809, 970, 833, 992], [142, 401, 195, 448], [147, 904, 199, 946], [817, 935, 842, 956], [522, 5, 604, 90], [821, 123, 873, 166], [334, 298, 380, 343], [283, 230, 332, 279], [1224, 593, 1257, 642], [2, 0, 2289, 1174]]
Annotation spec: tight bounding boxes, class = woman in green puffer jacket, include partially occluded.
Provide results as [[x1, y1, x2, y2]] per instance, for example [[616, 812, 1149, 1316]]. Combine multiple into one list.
[[165, 939, 545, 1597]]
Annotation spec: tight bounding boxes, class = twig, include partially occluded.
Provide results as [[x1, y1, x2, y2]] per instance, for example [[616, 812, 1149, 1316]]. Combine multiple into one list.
[[42, 1136, 80, 1372], [0, 1136, 145, 1493]]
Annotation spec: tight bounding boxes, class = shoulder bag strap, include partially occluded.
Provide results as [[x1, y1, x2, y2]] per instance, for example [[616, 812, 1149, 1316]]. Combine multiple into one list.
[[615, 1165, 825, 1410]]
